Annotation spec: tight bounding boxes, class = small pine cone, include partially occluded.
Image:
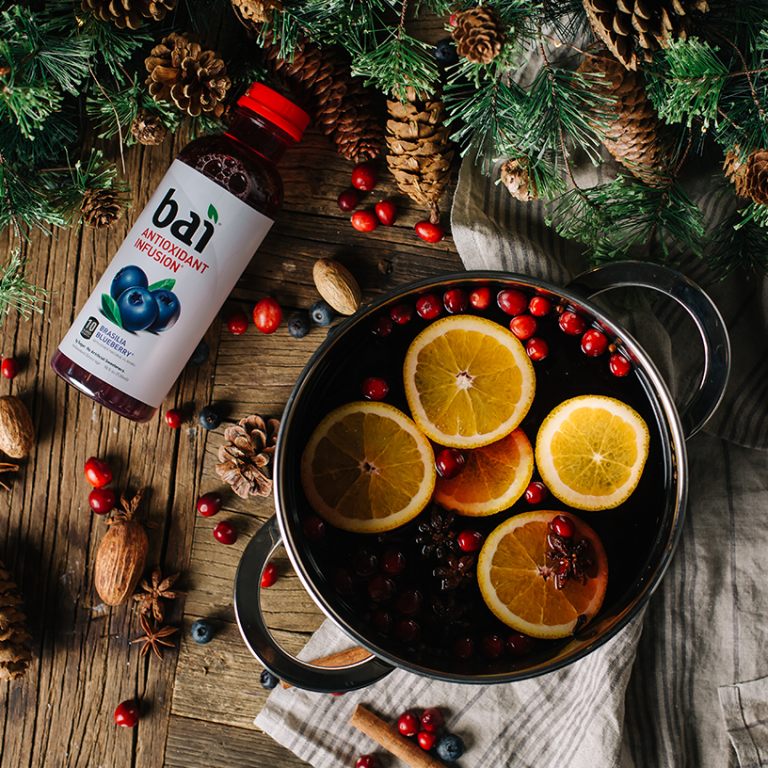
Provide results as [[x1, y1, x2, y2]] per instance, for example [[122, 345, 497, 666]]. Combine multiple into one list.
[[131, 109, 168, 145], [81, 0, 176, 29], [0, 561, 33, 681], [742, 149, 768, 206], [452, 6, 506, 65], [723, 147, 749, 199], [215, 415, 280, 499], [145, 33, 231, 118], [500, 157, 538, 201], [231, 0, 283, 26], [81, 189, 125, 229]]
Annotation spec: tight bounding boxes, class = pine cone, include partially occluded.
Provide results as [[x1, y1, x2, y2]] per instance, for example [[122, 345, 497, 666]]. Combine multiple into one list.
[[582, 0, 709, 71], [452, 6, 506, 65], [81, 0, 176, 29], [742, 149, 768, 205], [723, 147, 749, 199], [215, 415, 280, 499], [578, 49, 673, 186], [385, 88, 455, 220], [131, 109, 168, 145], [145, 33, 231, 118], [0, 561, 32, 681], [231, 0, 283, 25], [81, 189, 125, 229], [500, 157, 538, 201]]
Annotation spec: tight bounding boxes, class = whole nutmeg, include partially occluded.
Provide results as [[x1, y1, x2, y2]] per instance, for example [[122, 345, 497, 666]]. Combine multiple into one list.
[[312, 258, 362, 316], [0, 395, 34, 458]]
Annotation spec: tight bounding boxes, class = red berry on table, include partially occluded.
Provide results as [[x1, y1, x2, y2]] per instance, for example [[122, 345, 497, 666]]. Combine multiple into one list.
[[418, 731, 437, 751], [421, 707, 444, 732], [507, 631, 536, 656], [509, 314, 538, 340], [497, 289, 527, 316], [390, 304, 413, 325], [89, 488, 116, 515], [551, 514, 575, 538], [375, 199, 397, 226], [253, 298, 282, 334], [356, 755, 383, 768], [371, 315, 393, 337], [480, 634, 506, 660], [457, 529, 484, 552], [361, 377, 389, 401], [414, 220, 444, 243], [351, 162, 378, 191], [381, 548, 406, 575], [526, 337, 549, 361], [227, 310, 249, 335], [1, 358, 19, 379], [524, 481, 547, 504], [469, 286, 491, 310], [302, 516, 325, 544], [213, 521, 237, 545], [559, 310, 587, 336], [337, 189, 359, 212], [398, 710, 420, 737], [197, 492, 222, 517], [165, 408, 184, 428], [416, 293, 442, 320], [114, 699, 139, 727], [443, 288, 468, 314], [351, 210, 379, 232], [261, 561, 278, 588], [581, 328, 608, 356], [84, 457, 112, 488], [610, 352, 631, 377], [528, 295, 552, 316], [435, 447, 465, 479]]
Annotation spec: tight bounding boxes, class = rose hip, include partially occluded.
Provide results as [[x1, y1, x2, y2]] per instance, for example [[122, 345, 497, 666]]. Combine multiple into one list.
[[581, 328, 608, 356], [443, 288, 468, 314], [351, 210, 379, 232], [559, 310, 587, 335], [253, 298, 282, 334], [114, 699, 139, 727], [196, 492, 222, 517], [390, 304, 413, 325], [375, 199, 397, 226], [524, 481, 547, 504], [337, 189, 359, 212], [213, 521, 237, 545], [361, 377, 389, 401], [528, 296, 552, 316], [610, 352, 631, 377], [415, 221, 444, 243], [469, 287, 491, 310], [89, 488, 116, 515], [416, 293, 442, 320], [84, 457, 112, 488], [421, 707, 444, 732], [457, 529, 484, 552], [497, 289, 527, 316], [435, 448, 465, 479], [261, 561, 278, 588], [351, 162, 378, 191], [227, 310, 249, 335], [526, 337, 549, 361], [398, 710, 420, 737], [509, 314, 538, 340]]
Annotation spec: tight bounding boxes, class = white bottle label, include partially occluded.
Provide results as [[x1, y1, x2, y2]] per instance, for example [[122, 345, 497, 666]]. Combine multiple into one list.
[[58, 160, 273, 408]]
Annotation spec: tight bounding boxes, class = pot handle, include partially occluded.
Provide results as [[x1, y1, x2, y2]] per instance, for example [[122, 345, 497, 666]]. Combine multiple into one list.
[[566, 261, 730, 439], [234, 515, 394, 692]]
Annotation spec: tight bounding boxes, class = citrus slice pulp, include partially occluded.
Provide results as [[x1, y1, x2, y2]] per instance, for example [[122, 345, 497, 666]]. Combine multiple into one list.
[[477, 510, 608, 639], [403, 314, 536, 449], [433, 428, 534, 516], [300, 401, 436, 533], [536, 395, 650, 511]]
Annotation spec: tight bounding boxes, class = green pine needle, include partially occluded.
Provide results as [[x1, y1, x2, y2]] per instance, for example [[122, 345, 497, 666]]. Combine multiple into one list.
[[0, 249, 48, 327]]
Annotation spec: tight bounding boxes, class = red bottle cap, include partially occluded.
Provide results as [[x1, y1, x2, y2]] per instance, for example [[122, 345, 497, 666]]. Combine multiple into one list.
[[237, 83, 310, 143]]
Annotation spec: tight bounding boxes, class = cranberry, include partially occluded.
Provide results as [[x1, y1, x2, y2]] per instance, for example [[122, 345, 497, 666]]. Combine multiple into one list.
[[370, 610, 393, 635], [381, 548, 406, 576], [253, 297, 282, 334], [528, 295, 552, 316], [302, 516, 325, 544], [452, 635, 474, 659], [581, 328, 608, 356], [394, 618, 420, 643], [507, 631, 536, 656], [497, 289, 527, 316], [421, 707, 444, 732], [337, 189, 359, 212], [213, 521, 237, 545], [415, 293, 442, 319], [610, 352, 631, 377], [227, 310, 249, 335], [196, 492, 222, 517], [414, 221, 444, 243], [114, 699, 139, 727], [165, 408, 184, 428], [559, 310, 587, 335], [356, 755, 382, 768], [261, 561, 278, 588], [1, 358, 19, 379], [469, 287, 491, 310], [524, 481, 547, 504], [481, 634, 506, 660], [443, 288, 468, 314], [398, 710, 420, 737], [371, 316, 393, 337], [84, 457, 112, 488], [551, 514, 575, 538], [457, 529, 484, 552], [390, 304, 413, 325], [395, 589, 423, 617], [509, 314, 538, 340], [417, 731, 437, 751], [352, 550, 378, 578], [331, 569, 355, 596], [89, 488, 116, 515], [435, 448, 465, 479], [367, 575, 396, 602], [375, 199, 397, 226], [526, 337, 549, 361], [361, 377, 389, 401], [351, 162, 378, 191], [351, 210, 379, 232]]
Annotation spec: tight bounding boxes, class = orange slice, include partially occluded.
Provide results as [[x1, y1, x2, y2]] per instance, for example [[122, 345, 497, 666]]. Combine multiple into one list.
[[477, 510, 608, 639], [536, 395, 650, 511], [433, 428, 534, 516], [403, 314, 536, 449], [300, 401, 436, 533]]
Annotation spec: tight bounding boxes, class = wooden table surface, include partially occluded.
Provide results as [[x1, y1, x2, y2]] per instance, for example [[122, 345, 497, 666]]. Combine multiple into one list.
[[0, 62, 464, 767]]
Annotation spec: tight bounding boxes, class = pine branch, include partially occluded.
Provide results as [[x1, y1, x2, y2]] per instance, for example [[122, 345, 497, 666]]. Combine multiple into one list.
[[0, 249, 48, 327], [709, 209, 768, 276]]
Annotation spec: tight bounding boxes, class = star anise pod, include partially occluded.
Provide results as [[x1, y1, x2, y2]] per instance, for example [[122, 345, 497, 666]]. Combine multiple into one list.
[[130, 614, 179, 661], [133, 566, 185, 622], [434, 553, 476, 591], [547, 532, 593, 590], [415, 506, 459, 560], [430, 595, 472, 632]]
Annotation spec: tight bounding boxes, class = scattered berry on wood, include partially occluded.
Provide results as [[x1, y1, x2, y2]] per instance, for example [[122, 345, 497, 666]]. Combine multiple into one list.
[[415, 221, 444, 243], [190, 619, 215, 644], [89, 487, 116, 515], [1, 358, 19, 380], [85, 456, 112, 488], [253, 298, 282, 334], [261, 561, 278, 588], [287, 312, 310, 339], [213, 521, 237, 545], [165, 408, 184, 428], [114, 700, 140, 727], [337, 189, 359, 212], [227, 310, 249, 335], [351, 162, 378, 191], [197, 405, 221, 431], [375, 199, 397, 226], [351, 210, 379, 232], [310, 301, 334, 327], [196, 492, 222, 517]]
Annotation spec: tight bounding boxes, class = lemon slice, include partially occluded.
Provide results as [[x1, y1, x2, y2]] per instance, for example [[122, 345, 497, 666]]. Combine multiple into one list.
[[300, 401, 436, 533], [536, 395, 650, 511], [403, 314, 536, 449]]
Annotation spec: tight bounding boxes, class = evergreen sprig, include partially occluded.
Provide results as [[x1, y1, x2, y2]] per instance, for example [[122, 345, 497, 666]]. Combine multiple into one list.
[[0, 250, 48, 327]]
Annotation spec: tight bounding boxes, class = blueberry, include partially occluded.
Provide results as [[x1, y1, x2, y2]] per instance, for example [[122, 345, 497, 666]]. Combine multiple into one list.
[[198, 405, 221, 430], [310, 301, 335, 327], [148, 289, 181, 332], [434, 38, 459, 67], [187, 340, 209, 367], [117, 286, 158, 331], [287, 312, 310, 338], [110, 265, 148, 300], [435, 733, 465, 762], [260, 668, 279, 690], [190, 619, 214, 644]]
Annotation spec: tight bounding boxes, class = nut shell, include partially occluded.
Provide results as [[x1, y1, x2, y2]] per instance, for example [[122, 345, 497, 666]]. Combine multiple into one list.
[[94, 521, 148, 606], [312, 259, 362, 316], [0, 396, 34, 458]]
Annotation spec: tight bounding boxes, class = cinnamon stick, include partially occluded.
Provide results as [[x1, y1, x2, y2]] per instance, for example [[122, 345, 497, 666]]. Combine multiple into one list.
[[350, 704, 447, 768], [280, 646, 373, 689]]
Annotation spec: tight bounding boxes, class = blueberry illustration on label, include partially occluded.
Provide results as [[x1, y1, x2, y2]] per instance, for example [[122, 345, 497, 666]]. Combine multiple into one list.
[[117, 287, 159, 331], [110, 265, 149, 300], [148, 289, 181, 332]]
